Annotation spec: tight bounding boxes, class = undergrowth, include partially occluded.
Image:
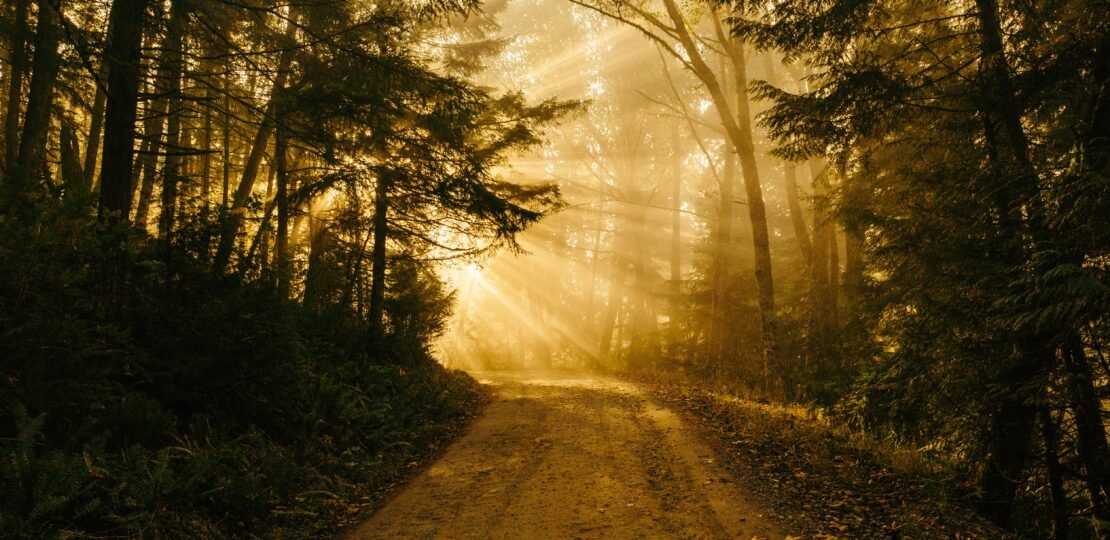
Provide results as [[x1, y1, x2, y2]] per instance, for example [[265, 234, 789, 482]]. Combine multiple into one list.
[[0, 211, 484, 537]]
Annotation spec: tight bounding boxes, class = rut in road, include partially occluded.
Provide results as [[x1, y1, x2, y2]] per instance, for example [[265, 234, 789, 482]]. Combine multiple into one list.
[[348, 371, 784, 539]]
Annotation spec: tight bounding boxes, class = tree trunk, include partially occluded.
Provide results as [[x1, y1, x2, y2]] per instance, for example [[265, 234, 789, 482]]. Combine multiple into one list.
[[1063, 337, 1110, 523], [972, 0, 1056, 523], [840, 170, 866, 319], [132, 84, 165, 227], [4, 0, 62, 212], [368, 172, 389, 331], [628, 197, 653, 368], [82, 60, 109, 189], [158, 0, 188, 252], [810, 160, 832, 356], [976, 352, 1042, 527], [212, 40, 296, 272], [827, 223, 840, 330], [783, 163, 813, 266], [304, 218, 331, 311], [669, 126, 682, 323], [199, 84, 213, 213], [60, 119, 84, 197], [2, 0, 30, 172], [98, 0, 149, 222], [1040, 405, 1069, 540], [221, 56, 231, 210], [598, 259, 625, 363], [710, 133, 736, 361], [709, 12, 777, 377], [274, 121, 290, 298]]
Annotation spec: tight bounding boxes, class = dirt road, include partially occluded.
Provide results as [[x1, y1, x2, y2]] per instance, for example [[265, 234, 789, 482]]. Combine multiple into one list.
[[348, 371, 784, 539]]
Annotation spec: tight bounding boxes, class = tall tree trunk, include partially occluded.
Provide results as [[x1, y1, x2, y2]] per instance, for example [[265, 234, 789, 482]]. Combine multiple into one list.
[[710, 133, 736, 361], [212, 39, 296, 272], [367, 172, 389, 331], [840, 171, 866, 319], [158, 0, 187, 252], [810, 160, 832, 357], [98, 0, 149, 222], [274, 121, 290, 298], [628, 196, 653, 368], [259, 167, 277, 274], [2, 0, 30, 173], [710, 13, 777, 378], [783, 163, 813, 265], [977, 349, 1043, 527], [1040, 405, 1069, 540], [221, 56, 231, 210], [132, 78, 166, 228], [598, 260, 625, 363], [60, 118, 84, 196], [82, 60, 109, 189], [785, 162, 817, 367], [973, 0, 1055, 523], [235, 165, 276, 280], [585, 223, 602, 328], [304, 218, 330, 311], [199, 83, 213, 215], [4, 0, 62, 212], [827, 223, 840, 329], [1062, 337, 1110, 523], [669, 126, 682, 323]]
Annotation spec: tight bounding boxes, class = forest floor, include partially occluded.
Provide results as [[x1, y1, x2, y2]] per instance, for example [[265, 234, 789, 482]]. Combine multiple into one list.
[[346, 370, 1007, 539]]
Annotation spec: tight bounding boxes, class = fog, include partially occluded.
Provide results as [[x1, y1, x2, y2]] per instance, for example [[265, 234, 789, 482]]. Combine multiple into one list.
[[437, 0, 816, 380]]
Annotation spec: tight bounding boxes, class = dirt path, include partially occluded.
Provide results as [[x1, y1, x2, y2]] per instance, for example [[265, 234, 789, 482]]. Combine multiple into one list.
[[347, 371, 784, 539]]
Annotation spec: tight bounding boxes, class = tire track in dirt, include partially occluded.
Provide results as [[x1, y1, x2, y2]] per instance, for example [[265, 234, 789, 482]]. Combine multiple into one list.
[[347, 371, 784, 539]]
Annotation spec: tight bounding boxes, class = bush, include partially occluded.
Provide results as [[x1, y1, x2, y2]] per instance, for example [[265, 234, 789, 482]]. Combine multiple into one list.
[[0, 210, 483, 537]]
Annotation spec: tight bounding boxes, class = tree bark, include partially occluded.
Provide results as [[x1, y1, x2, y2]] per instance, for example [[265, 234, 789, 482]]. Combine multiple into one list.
[[158, 0, 187, 251], [82, 60, 109, 189], [274, 120, 290, 298], [132, 77, 166, 228], [1040, 405, 1069, 540], [704, 10, 777, 375], [972, 0, 1056, 523], [669, 125, 682, 323], [976, 353, 1041, 527], [810, 160, 832, 355], [199, 82, 213, 214], [368, 172, 389, 331], [221, 56, 231, 210], [710, 131, 736, 361], [2, 0, 31, 173], [598, 260, 625, 362], [98, 0, 149, 222], [1062, 337, 1110, 523], [60, 119, 84, 196], [827, 222, 840, 330], [840, 163, 866, 317], [212, 38, 296, 272], [783, 163, 813, 266], [5, 0, 62, 212]]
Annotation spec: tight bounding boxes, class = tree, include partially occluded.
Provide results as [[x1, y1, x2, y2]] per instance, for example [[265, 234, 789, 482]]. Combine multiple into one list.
[[3, 0, 62, 214], [737, 0, 1110, 527], [97, 0, 148, 221], [571, 0, 779, 378]]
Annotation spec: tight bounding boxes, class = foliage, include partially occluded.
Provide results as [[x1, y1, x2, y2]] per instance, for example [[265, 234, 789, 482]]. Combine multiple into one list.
[[0, 208, 485, 537]]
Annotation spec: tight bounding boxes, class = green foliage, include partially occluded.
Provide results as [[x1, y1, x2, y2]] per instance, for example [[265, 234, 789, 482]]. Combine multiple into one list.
[[732, 0, 1110, 531], [385, 259, 456, 342], [0, 208, 485, 537]]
